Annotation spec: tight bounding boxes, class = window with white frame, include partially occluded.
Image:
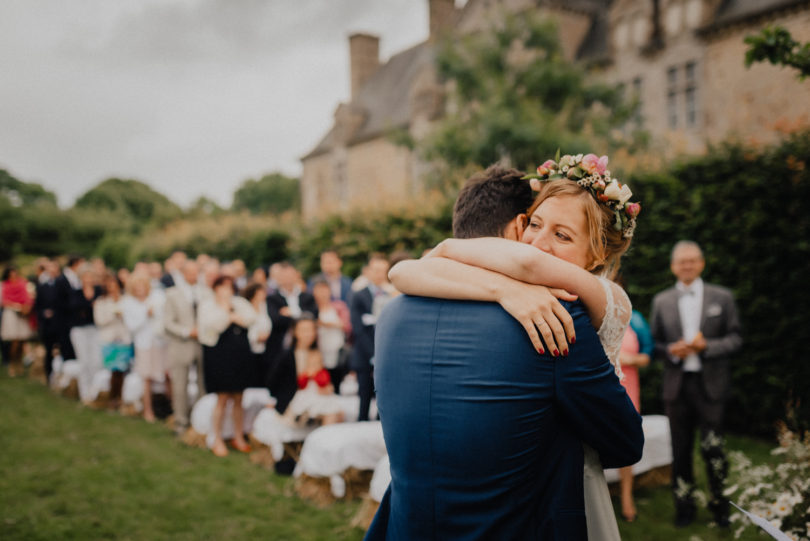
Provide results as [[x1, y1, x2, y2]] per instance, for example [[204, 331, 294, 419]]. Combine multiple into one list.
[[666, 61, 699, 130]]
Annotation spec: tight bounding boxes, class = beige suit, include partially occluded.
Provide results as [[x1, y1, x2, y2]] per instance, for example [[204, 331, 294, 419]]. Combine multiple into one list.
[[163, 285, 203, 429]]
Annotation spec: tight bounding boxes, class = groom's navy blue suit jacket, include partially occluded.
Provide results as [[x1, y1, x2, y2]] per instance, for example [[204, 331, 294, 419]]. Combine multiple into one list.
[[365, 296, 644, 541]]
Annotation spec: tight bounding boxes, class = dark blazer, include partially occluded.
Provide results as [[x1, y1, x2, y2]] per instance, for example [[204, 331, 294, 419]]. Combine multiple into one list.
[[650, 282, 742, 402], [348, 287, 374, 371], [34, 279, 59, 328], [366, 296, 643, 541], [263, 290, 317, 387]]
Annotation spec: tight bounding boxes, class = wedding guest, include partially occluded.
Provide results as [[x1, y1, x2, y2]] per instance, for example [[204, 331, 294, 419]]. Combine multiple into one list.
[[231, 259, 248, 291], [264, 262, 316, 392], [198, 275, 257, 457], [122, 273, 167, 422], [116, 268, 130, 289], [163, 260, 204, 434], [55, 255, 85, 363], [349, 253, 390, 421], [1, 266, 34, 377], [34, 259, 61, 379], [651, 240, 742, 528], [617, 304, 653, 522], [94, 273, 132, 410], [281, 315, 344, 426], [307, 249, 353, 304], [251, 267, 269, 292], [311, 279, 351, 393], [241, 282, 272, 387], [70, 268, 103, 403]]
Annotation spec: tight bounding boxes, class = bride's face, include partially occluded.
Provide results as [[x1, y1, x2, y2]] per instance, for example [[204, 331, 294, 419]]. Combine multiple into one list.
[[520, 195, 591, 270]]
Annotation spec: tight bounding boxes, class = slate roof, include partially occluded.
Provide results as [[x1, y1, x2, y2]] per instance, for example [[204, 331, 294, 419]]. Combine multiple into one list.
[[302, 41, 435, 159]]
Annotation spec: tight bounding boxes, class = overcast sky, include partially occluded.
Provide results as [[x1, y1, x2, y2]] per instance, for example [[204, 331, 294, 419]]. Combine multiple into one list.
[[0, 0, 457, 208]]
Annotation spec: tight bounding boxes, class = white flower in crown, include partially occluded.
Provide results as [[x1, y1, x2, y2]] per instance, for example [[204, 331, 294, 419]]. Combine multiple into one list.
[[603, 179, 633, 205]]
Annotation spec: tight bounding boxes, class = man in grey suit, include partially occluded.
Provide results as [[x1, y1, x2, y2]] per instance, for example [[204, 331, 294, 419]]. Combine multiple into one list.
[[164, 260, 204, 434], [650, 240, 742, 528]]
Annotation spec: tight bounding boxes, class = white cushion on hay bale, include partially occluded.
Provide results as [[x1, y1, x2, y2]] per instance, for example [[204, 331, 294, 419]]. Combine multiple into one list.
[[189, 388, 274, 448], [55, 359, 80, 390], [294, 421, 386, 498], [369, 454, 391, 503], [250, 407, 317, 462], [89, 369, 112, 400], [122, 373, 144, 411], [604, 414, 672, 483]]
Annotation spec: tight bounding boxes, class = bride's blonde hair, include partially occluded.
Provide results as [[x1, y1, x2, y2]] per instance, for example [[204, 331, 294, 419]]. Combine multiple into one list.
[[526, 179, 633, 280]]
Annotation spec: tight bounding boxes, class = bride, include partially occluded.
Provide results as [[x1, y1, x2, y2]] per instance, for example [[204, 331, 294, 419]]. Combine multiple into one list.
[[390, 153, 641, 540]]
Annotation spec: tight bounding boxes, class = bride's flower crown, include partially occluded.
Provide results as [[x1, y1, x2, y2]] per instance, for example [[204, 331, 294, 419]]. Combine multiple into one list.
[[522, 151, 641, 239]]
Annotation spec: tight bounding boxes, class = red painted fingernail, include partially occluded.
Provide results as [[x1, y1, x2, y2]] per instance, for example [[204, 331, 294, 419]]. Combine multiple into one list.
[[571, 336, 576, 344], [538, 347, 545, 354], [563, 349, 569, 356], [553, 349, 559, 357]]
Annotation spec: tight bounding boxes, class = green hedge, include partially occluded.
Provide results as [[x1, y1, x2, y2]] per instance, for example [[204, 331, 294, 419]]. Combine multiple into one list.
[[291, 132, 810, 437]]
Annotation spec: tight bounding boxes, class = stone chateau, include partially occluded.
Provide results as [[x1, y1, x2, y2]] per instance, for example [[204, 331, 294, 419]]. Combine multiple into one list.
[[300, 0, 810, 221]]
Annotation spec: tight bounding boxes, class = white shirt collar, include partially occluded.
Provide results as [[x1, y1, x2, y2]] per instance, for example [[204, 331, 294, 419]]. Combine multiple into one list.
[[676, 278, 703, 296]]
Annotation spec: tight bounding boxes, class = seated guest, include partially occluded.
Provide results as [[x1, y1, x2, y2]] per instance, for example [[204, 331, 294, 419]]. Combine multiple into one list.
[[311, 279, 351, 393], [198, 275, 257, 457], [282, 315, 344, 427], [94, 273, 132, 410]]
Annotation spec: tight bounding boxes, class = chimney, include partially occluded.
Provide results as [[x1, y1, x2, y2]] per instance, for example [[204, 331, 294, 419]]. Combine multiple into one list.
[[349, 33, 380, 101], [429, 0, 455, 42]]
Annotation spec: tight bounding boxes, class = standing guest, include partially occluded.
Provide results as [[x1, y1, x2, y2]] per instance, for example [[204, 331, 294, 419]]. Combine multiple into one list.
[[307, 249, 353, 304], [311, 279, 351, 393], [163, 261, 204, 435], [34, 259, 61, 380], [71, 268, 103, 403], [349, 253, 390, 421], [122, 273, 167, 422], [617, 306, 653, 522], [198, 275, 257, 457], [1, 266, 34, 377], [251, 267, 269, 292], [651, 240, 742, 528], [94, 273, 132, 410], [231, 259, 248, 291], [117, 268, 131, 289], [160, 251, 187, 289], [264, 262, 316, 393], [241, 282, 272, 387], [55, 255, 85, 363], [148, 262, 165, 293]]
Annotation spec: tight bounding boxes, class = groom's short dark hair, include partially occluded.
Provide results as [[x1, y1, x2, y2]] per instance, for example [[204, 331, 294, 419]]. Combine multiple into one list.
[[452, 165, 533, 239]]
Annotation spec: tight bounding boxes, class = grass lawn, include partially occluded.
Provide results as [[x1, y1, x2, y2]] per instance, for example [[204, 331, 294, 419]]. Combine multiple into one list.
[[1, 369, 779, 540]]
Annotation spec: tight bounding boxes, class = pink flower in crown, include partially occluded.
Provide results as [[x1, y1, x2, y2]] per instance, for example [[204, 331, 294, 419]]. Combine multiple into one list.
[[625, 202, 641, 218], [581, 153, 609, 175], [537, 159, 556, 176]]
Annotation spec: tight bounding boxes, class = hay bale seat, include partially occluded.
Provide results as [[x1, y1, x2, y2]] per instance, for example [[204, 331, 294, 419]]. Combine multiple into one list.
[[605, 414, 672, 490], [292, 422, 387, 505]]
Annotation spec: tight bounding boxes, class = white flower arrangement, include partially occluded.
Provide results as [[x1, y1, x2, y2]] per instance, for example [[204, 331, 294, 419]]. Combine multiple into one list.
[[727, 424, 810, 540]]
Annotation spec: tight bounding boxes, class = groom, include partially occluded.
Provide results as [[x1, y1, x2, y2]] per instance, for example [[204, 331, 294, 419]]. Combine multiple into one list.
[[365, 166, 644, 540]]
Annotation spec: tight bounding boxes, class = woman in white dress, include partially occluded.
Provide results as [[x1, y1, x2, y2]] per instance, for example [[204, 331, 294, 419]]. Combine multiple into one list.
[[390, 153, 641, 541], [122, 272, 166, 423], [311, 279, 351, 393], [94, 273, 132, 410]]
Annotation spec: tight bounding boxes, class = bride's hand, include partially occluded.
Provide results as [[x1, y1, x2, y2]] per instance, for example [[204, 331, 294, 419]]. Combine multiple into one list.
[[496, 282, 577, 356]]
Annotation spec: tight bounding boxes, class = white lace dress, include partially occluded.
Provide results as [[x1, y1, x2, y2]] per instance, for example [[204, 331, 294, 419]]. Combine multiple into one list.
[[584, 276, 632, 541]]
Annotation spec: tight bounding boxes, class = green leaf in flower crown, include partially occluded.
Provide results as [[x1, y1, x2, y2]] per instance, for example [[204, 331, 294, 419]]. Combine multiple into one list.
[[554, 148, 561, 162], [568, 166, 583, 179], [549, 173, 565, 180], [614, 210, 623, 231]]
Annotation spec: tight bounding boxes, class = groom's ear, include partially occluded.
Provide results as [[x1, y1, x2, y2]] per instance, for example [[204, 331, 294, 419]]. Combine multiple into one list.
[[502, 214, 527, 241]]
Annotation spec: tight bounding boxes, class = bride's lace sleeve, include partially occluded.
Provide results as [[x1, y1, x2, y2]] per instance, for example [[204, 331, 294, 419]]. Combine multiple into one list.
[[596, 276, 632, 380]]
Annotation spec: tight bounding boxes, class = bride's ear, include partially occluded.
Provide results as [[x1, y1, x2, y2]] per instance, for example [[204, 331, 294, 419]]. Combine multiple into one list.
[[516, 213, 528, 231]]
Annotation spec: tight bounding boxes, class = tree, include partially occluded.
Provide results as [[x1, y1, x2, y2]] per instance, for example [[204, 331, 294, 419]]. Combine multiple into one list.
[[231, 173, 300, 215], [745, 26, 810, 80], [187, 196, 226, 217], [421, 13, 642, 187], [74, 178, 183, 229], [0, 169, 58, 207]]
